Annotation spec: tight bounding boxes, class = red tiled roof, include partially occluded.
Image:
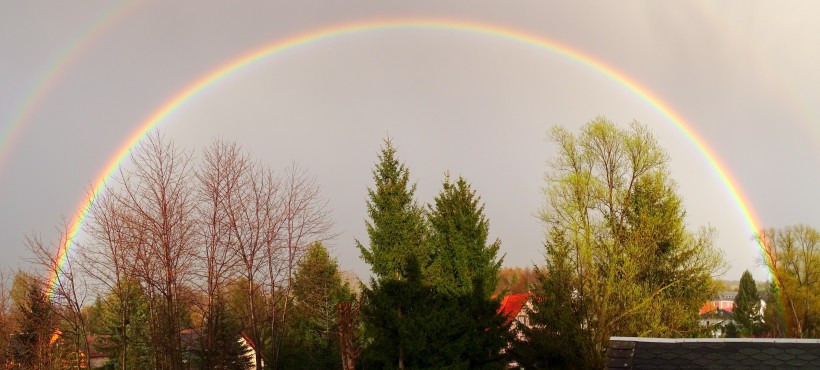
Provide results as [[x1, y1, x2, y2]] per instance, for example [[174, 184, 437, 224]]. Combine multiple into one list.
[[699, 300, 735, 315], [240, 331, 258, 352], [497, 293, 532, 325]]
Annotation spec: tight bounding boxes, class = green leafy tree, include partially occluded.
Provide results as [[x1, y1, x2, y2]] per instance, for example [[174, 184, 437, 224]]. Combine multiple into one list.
[[533, 118, 724, 368], [762, 280, 787, 337], [86, 277, 153, 370], [756, 224, 820, 337], [356, 138, 428, 280], [427, 174, 503, 296], [280, 242, 354, 370], [733, 270, 763, 337]]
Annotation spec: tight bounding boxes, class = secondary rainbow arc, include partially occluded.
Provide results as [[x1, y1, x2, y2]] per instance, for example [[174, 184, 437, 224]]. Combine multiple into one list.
[[0, 0, 142, 172], [48, 18, 769, 296]]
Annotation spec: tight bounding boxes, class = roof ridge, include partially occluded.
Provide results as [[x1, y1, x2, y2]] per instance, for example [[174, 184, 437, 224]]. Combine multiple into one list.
[[610, 336, 820, 344]]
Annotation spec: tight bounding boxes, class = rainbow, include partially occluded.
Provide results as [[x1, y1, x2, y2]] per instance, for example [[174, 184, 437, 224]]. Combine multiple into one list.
[[48, 18, 769, 295], [0, 0, 143, 172]]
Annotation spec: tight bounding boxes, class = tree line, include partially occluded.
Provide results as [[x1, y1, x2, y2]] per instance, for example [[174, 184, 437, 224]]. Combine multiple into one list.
[[0, 117, 816, 370], [2, 132, 339, 370]]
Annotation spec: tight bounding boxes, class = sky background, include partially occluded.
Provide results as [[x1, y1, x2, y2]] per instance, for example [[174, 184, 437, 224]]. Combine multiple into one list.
[[2, 1, 819, 283]]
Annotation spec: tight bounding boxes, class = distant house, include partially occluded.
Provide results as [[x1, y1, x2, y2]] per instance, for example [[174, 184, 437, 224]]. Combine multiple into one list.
[[496, 293, 534, 346], [82, 330, 259, 369], [497, 294, 533, 327], [180, 328, 259, 369], [606, 337, 820, 369], [700, 308, 734, 338], [238, 332, 263, 368], [87, 335, 111, 368], [699, 290, 769, 337], [496, 293, 534, 369], [700, 291, 737, 314]]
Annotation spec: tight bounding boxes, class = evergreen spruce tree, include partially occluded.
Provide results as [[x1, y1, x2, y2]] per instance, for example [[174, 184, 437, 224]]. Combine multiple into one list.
[[88, 278, 153, 370], [733, 270, 763, 337], [724, 322, 739, 338], [195, 297, 253, 370], [453, 276, 512, 370], [357, 139, 510, 369], [9, 272, 57, 369], [361, 258, 510, 370], [511, 227, 584, 369], [357, 138, 428, 369], [356, 138, 428, 280], [280, 242, 353, 370], [360, 256, 428, 369], [427, 174, 503, 296]]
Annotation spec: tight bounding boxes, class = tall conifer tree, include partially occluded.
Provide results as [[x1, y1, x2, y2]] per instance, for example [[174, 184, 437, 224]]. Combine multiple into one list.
[[427, 174, 503, 296], [733, 270, 763, 337], [9, 272, 58, 369], [358, 141, 510, 369], [357, 138, 428, 369], [361, 258, 510, 369], [356, 138, 427, 279], [281, 242, 353, 369]]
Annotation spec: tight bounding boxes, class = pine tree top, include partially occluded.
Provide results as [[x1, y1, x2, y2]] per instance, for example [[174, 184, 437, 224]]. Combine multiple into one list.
[[357, 138, 427, 280]]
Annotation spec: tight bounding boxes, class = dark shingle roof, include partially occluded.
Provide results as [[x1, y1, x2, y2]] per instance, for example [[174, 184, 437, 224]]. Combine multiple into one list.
[[606, 337, 820, 369]]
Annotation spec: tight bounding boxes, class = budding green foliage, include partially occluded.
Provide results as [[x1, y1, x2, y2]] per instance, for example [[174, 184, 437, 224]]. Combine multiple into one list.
[[520, 117, 724, 369]]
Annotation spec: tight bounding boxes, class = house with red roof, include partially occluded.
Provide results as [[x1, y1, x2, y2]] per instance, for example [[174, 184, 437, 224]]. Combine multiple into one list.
[[699, 291, 737, 315], [497, 293, 534, 340]]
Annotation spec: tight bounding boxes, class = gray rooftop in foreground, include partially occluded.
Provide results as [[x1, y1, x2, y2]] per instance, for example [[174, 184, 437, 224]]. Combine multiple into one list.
[[607, 337, 820, 369], [611, 336, 820, 344]]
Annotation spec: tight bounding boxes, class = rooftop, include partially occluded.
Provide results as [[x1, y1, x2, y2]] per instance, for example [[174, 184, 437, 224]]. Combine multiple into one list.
[[496, 293, 531, 325], [607, 337, 820, 369]]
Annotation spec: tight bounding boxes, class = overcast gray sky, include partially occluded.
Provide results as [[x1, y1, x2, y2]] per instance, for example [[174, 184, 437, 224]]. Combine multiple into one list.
[[2, 1, 819, 282]]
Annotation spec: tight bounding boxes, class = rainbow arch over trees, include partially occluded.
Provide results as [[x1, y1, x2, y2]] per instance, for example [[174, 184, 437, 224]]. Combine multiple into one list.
[[47, 18, 768, 296]]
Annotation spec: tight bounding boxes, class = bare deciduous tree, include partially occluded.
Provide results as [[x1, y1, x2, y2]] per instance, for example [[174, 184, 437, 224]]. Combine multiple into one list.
[[0, 269, 11, 364], [111, 131, 197, 370], [26, 223, 90, 369], [52, 131, 336, 370], [82, 187, 150, 369], [201, 139, 279, 370], [269, 163, 334, 369], [196, 139, 257, 368]]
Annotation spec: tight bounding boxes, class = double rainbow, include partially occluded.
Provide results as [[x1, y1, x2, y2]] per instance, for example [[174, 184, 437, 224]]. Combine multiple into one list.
[[47, 18, 766, 296]]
